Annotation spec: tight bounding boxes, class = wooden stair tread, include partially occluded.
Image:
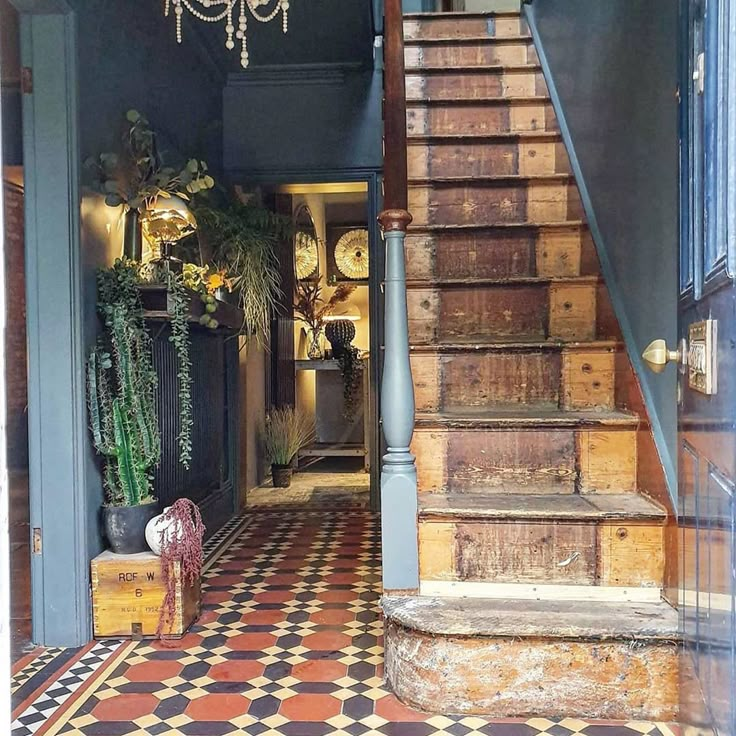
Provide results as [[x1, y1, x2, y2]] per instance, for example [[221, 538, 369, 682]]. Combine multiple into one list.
[[404, 11, 522, 19], [409, 221, 585, 232], [411, 339, 618, 353], [407, 132, 562, 143], [415, 407, 639, 428], [382, 596, 678, 641], [405, 35, 532, 45], [406, 275, 599, 288], [407, 96, 550, 105], [406, 64, 542, 74], [418, 492, 666, 521], [409, 174, 574, 185]]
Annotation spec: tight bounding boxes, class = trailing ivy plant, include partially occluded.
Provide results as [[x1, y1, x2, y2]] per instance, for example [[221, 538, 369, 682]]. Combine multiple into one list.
[[140, 262, 194, 469]]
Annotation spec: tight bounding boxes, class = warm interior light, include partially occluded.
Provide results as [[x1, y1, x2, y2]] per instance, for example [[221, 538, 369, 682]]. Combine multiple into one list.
[[140, 194, 197, 247], [324, 304, 361, 322]]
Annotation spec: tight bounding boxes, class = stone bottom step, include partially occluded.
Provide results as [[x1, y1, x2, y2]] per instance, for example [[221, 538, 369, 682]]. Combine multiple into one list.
[[382, 596, 679, 719]]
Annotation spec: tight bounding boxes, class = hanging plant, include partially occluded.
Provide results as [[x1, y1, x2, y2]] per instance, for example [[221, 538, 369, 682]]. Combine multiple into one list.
[[153, 498, 205, 643], [140, 262, 194, 468], [325, 319, 362, 421]]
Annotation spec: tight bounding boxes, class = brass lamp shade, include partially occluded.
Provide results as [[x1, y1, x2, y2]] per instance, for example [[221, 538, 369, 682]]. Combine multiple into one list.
[[140, 194, 197, 246]]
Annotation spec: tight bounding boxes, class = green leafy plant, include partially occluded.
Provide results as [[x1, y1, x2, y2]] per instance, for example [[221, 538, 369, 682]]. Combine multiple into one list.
[[261, 408, 315, 467], [84, 109, 214, 212], [87, 259, 160, 506], [193, 197, 290, 344], [139, 263, 194, 468]]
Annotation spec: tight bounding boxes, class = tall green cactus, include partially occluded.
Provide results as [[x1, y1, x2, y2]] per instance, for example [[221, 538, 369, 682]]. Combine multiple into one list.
[[87, 259, 160, 506]]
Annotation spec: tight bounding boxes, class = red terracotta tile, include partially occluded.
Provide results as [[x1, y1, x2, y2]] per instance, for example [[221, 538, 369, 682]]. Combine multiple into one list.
[[92, 693, 159, 721], [185, 693, 250, 721], [202, 590, 235, 605], [375, 694, 430, 722], [280, 693, 341, 721], [253, 589, 293, 604], [302, 631, 352, 652], [242, 609, 285, 626], [228, 632, 278, 651], [316, 590, 357, 604], [265, 573, 301, 586], [209, 660, 265, 682], [196, 609, 219, 625], [310, 609, 354, 626], [124, 660, 183, 683], [326, 573, 359, 585], [291, 659, 348, 683]]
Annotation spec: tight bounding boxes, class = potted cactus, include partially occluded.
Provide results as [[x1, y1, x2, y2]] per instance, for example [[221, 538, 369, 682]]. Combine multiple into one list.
[[87, 259, 161, 554]]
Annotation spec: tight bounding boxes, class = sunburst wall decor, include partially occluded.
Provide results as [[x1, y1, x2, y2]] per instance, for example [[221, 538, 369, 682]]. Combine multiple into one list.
[[334, 229, 369, 280]]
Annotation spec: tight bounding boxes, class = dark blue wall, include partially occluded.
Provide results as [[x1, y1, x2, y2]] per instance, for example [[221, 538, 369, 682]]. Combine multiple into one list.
[[526, 0, 679, 499], [68, 0, 226, 559]]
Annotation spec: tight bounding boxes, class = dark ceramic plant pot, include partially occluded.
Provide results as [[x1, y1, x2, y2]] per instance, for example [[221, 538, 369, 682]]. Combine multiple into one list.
[[103, 502, 159, 555], [123, 209, 142, 261], [272, 464, 292, 488]]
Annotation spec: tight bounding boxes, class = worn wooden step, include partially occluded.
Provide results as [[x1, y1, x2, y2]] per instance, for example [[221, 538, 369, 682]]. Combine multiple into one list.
[[412, 409, 639, 495], [405, 36, 538, 70], [404, 227, 597, 281], [406, 66, 546, 102], [382, 596, 678, 718], [404, 226, 596, 280], [408, 179, 582, 227], [417, 493, 666, 589], [411, 340, 617, 412], [404, 13, 527, 42], [407, 98, 557, 136], [408, 135, 570, 180], [407, 277, 599, 343]]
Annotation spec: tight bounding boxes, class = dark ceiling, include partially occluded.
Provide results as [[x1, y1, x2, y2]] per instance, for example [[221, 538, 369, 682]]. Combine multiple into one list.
[[174, 0, 377, 74]]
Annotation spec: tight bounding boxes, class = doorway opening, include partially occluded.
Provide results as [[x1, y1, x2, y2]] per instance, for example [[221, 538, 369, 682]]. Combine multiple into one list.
[[244, 180, 380, 512]]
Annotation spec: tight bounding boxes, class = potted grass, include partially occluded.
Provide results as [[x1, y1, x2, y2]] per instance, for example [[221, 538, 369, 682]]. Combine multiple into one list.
[[87, 259, 161, 554], [261, 408, 315, 488]]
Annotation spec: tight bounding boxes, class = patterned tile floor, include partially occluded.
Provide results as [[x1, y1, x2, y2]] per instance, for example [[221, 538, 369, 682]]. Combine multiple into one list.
[[11, 508, 678, 736]]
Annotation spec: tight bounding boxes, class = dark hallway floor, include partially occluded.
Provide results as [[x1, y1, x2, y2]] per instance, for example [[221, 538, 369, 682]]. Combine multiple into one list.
[[11, 507, 677, 736]]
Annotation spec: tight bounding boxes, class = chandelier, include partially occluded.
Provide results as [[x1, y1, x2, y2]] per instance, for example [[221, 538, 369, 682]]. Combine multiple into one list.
[[164, 0, 290, 68]]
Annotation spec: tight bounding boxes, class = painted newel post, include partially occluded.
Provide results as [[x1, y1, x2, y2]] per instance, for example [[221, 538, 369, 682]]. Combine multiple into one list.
[[378, 208, 419, 591]]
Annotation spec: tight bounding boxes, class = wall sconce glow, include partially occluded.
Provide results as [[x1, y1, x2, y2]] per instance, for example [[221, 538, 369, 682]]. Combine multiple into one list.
[[164, 0, 290, 69]]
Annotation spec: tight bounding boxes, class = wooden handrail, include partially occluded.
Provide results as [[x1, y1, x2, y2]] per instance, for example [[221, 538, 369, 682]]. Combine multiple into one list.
[[382, 0, 409, 212]]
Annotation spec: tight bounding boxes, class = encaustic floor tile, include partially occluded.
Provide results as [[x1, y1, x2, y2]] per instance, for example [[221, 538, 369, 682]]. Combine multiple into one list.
[[11, 509, 677, 736]]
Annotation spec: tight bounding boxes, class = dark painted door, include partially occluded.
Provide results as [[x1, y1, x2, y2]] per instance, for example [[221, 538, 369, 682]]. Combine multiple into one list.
[[679, 1, 736, 734]]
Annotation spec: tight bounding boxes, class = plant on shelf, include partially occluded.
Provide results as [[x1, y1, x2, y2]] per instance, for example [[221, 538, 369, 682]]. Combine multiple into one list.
[[193, 196, 290, 345], [325, 319, 362, 421], [138, 262, 194, 468], [293, 281, 355, 360], [87, 258, 161, 554], [85, 109, 214, 260], [144, 498, 205, 642], [261, 408, 315, 488]]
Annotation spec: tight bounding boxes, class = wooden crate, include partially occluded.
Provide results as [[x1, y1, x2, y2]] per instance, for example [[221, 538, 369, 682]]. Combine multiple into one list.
[[91, 550, 201, 639]]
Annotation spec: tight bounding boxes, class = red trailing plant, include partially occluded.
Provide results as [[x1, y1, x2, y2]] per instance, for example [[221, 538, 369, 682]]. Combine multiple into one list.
[[155, 498, 205, 643]]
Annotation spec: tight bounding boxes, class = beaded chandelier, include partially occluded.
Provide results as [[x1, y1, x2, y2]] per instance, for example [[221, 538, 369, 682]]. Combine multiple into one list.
[[164, 0, 290, 68]]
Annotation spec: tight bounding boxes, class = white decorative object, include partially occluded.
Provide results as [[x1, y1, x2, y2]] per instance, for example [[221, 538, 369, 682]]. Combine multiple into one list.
[[145, 507, 183, 556], [164, 0, 290, 69]]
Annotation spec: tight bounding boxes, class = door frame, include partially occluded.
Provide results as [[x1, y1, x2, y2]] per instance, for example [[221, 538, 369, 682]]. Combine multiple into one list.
[[11, 0, 91, 646], [236, 169, 384, 510]]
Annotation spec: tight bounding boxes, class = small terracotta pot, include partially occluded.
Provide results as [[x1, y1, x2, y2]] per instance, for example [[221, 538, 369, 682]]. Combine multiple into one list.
[[271, 464, 292, 488]]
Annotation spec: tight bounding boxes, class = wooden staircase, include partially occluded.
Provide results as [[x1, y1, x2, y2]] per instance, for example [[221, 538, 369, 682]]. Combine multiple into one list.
[[382, 10, 678, 720]]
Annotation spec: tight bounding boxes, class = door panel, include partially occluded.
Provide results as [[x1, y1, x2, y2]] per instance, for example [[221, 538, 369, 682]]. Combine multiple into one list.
[[679, 1, 736, 735]]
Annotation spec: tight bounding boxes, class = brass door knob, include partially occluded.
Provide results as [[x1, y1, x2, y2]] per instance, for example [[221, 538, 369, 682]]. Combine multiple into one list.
[[642, 339, 680, 373]]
